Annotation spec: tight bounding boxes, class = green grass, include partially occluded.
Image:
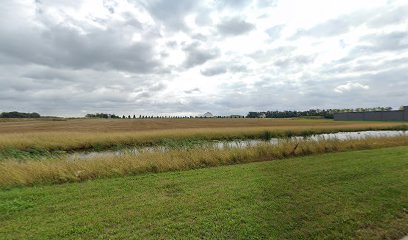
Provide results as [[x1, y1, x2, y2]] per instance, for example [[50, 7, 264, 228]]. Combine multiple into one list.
[[1, 146, 407, 239]]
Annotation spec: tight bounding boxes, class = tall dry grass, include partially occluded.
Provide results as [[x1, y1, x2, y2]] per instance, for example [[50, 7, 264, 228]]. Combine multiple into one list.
[[1, 136, 407, 188], [0, 125, 407, 153]]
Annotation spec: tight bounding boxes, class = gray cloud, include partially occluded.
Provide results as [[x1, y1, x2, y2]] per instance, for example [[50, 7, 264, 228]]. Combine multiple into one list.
[[218, 67, 408, 112], [334, 31, 408, 65], [229, 64, 249, 73], [103, 0, 117, 14], [248, 46, 296, 63], [184, 88, 201, 94], [183, 42, 220, 68], [149, 82, 167, 91], [256, 0, 278, 8], [294, 17, 360, 38], [200, 62, 250, 76], [274, 55, 315, 68], [294, 5, 408, 39], [366, 5, 408, 28], [359, 31, 408, 52], [0, 67, 171, 116], [23, 68, 74, 82], [217, 17, 255, 36], [200, 65, 227, 76], [216, 0, 251, 9], [0, 9, 164, 74], [266, 25, 284, 39], [142, 0, 200, 31]]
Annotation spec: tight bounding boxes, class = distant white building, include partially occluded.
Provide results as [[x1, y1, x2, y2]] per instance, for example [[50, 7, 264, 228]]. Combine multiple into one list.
[[203, 112, 214, 118]]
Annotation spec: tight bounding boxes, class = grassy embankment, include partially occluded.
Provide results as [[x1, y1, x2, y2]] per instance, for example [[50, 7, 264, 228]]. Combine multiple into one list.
[[1, 146, 407, 239], [0, 119, 407, 158], [1, 136, 408, 188]]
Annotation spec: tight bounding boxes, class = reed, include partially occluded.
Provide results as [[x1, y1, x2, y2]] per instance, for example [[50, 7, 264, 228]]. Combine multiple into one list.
[[0, 124, 407, 154], [1, 136, 407, 188]]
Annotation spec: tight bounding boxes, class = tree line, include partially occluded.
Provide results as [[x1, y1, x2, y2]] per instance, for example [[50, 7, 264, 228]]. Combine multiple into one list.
[[85, 114, 225, 119], [246, 107, 394, 119], [85, 113, 121, 119], [0, 111, 41, 118]]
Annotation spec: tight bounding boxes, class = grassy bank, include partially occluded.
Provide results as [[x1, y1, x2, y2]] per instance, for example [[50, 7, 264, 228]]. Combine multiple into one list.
[[1, 136, 408, 188], [0, 123, 407, 155], [1, 146, 407, 239]]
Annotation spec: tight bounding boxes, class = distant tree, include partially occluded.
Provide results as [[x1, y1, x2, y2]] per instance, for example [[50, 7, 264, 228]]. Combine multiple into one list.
[[246, 112, 259, 118], [246, 106, 395, 119], [0, 111, 41, 118], [122, 115, 125, 119], [85, 113, 121, 119]]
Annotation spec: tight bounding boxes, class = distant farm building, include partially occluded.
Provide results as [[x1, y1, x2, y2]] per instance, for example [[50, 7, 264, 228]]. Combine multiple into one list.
[[334, 106, 408, 121], [202, 112, 214, 118]]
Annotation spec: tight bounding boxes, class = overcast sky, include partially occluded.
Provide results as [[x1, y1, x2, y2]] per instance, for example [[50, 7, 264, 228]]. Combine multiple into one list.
[[0, 0, 407, 116]]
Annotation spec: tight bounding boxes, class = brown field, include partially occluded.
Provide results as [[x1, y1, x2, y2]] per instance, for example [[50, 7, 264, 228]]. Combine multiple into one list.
[[0, 118, 406, 133]]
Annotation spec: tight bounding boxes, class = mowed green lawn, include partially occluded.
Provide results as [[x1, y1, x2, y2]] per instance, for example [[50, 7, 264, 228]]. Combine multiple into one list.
[[1, 146, 407, 239]]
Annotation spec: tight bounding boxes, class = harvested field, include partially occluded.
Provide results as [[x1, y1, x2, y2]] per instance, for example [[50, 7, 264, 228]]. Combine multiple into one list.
[[0, 118, 406, 133]]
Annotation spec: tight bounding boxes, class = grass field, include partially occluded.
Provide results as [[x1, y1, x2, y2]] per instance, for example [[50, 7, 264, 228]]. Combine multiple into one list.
[[1, 147, 407, 239]]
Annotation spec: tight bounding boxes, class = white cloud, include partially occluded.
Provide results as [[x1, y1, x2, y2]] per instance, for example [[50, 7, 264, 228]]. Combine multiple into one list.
[[334, 82, 370, 93]]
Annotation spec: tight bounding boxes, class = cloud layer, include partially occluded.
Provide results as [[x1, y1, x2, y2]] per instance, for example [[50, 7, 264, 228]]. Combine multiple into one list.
[[0, 0, 407, 116]]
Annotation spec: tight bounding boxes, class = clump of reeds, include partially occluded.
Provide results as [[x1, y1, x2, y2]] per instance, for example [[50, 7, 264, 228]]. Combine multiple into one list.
[[1, 136, 407, 188]]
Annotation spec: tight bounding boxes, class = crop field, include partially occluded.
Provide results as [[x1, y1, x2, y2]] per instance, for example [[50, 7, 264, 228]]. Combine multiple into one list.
[[0, 118, 406, 133], [0, 118, 407, 239]]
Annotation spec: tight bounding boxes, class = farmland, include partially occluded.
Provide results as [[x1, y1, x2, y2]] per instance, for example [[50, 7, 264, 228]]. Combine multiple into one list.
[[0, 118, 407, 239], [0, 118, 405, 133]]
